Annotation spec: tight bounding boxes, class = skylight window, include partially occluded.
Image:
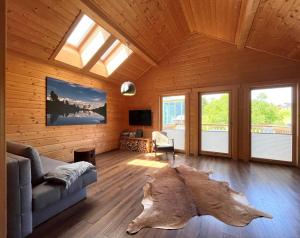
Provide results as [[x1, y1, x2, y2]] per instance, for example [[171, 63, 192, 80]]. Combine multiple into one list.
[[66, 15, 95, 47], [100, 40, 120, 61], [54, 13, 134, 77], [105, 44, 132, 75], [80, 27, 110, 66]]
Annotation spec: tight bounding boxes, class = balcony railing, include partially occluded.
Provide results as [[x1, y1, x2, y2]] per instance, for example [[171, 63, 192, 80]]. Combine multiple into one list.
[[200, 123, 291, 135], [251, 125, 291, 134], [202, 124, 228, 131]]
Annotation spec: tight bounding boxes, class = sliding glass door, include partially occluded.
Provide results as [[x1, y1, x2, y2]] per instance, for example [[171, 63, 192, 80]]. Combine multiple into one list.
[[200, 92, 230, 156], [251, 86, 294, 162], [161, 95, 185, 151]]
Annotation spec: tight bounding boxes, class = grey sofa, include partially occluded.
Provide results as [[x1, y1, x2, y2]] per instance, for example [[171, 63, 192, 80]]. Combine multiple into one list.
[[6, 142, 97, 238]]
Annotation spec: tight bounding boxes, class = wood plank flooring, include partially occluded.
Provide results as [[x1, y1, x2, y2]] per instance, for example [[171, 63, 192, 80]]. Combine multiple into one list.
[[29, 150, 300, 238]]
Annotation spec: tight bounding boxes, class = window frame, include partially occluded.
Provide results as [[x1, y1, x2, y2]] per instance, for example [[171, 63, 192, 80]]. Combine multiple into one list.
[[51, 12, 133, 78], [248, 83, 297, 165]]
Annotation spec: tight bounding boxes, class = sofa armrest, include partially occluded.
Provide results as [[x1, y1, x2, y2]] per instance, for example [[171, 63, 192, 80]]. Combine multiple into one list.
[[7, 153, 32, 238]]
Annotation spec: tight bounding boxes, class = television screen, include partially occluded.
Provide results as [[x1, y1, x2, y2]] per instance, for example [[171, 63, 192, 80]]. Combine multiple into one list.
[[129, 110, 152, 126]]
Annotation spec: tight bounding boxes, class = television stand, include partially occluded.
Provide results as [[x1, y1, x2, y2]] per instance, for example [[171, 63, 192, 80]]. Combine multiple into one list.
[[120, 137, 152, 153]]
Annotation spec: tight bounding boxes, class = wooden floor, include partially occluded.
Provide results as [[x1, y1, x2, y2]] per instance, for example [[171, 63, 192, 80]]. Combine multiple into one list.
[[29, 150, 300, 238]]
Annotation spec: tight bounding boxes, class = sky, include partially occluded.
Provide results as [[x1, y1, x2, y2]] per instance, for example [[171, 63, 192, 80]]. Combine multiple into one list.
[[251, 87, 292, 105], [46, 77, 106, 108], [201, 87, 292, 106]]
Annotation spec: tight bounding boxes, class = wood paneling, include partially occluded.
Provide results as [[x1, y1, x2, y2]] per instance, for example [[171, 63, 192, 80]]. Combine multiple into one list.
[[180, 0, 242, 43], [180, 0, 300, 62], [7, 0, 80, 60], [0, 0, 6, 236], [247, 0, 300, 61], [6, 51, 127, 162], [127, 33, 300, 160]]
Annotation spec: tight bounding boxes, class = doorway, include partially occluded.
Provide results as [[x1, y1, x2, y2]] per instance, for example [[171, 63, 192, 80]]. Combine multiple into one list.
[[250, 86, 295, 163], [161, 95, 186, 151], [199, 92, 231, 157]]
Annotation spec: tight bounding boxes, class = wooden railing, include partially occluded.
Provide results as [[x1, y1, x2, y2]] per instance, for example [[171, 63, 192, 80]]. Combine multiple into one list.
[[165, 123, 292, 135]]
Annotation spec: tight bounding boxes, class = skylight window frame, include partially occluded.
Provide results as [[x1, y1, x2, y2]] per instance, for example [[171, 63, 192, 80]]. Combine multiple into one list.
[[103, 43, 133, 76], [52, 11, 135, 78], [66, 14, 96, 48]]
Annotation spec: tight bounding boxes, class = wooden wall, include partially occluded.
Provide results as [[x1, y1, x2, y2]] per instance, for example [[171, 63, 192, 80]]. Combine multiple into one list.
[[127, 33, 300, 161], [0, 0, 6, 236], [6, 52, 127, 162]]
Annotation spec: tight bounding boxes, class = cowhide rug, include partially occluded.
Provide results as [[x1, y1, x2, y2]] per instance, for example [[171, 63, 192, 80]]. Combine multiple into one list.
[[127, 165, 272, 234]]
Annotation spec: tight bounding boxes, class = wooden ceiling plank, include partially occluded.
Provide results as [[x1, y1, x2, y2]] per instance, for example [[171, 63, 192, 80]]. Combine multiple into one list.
[[121, 0, 170, 54], [75, 0, 158, 66], [110, 0, 167, 56], [235, 0, 261, 49], [83, 35, 117, 71], [179, 0, 196, 32]]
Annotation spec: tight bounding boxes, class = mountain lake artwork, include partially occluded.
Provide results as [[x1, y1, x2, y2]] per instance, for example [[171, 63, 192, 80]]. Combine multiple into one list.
[[46, 77, 107, 126]]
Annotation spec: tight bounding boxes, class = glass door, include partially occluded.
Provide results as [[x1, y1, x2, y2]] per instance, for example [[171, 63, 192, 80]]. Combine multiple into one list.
[[162, 95, 185, 151], [200, 92, 230, 156], [251, 86, 294, 162]]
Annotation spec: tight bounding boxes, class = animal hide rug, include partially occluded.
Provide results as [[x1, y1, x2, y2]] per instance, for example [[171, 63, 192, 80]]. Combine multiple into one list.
[[127, 165, 272, 234]]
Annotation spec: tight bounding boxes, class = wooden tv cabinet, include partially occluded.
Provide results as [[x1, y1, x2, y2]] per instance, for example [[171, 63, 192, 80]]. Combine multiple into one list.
[[120, 137, 152, 153]]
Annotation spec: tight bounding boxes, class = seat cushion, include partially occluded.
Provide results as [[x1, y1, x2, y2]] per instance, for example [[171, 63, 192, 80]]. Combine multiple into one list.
[[32, 169, 97, 211], [7, 141, 44, 185]]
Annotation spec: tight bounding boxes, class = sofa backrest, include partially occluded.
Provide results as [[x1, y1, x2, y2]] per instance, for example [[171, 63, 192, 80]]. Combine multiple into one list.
[[7, 153, 32, 238], [7, 141, 44, 185]]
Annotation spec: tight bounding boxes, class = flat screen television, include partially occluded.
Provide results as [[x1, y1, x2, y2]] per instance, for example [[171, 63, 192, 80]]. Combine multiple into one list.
[[129, 110, 152, 126]]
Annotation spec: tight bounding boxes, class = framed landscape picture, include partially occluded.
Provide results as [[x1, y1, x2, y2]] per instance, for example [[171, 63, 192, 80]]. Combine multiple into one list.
[[46, 77, 107, 126]]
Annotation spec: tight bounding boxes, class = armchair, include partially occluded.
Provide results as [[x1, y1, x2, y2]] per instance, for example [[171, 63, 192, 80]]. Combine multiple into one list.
[[152, 131, 175, 160]]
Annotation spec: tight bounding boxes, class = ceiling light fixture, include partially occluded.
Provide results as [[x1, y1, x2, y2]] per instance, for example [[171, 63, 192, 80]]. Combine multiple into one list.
[[121, 81, 136, 96]]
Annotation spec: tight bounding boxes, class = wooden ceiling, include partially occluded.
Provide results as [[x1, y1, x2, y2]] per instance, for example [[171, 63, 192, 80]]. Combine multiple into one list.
[[180, 0, 300, 62], [6, 0, 300, 84], [247, 0, 300, 60], [180, 0, 243, 43]]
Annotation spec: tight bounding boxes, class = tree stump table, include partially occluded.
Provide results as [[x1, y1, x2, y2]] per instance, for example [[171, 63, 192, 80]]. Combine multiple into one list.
[[74, 147, 96, 165]]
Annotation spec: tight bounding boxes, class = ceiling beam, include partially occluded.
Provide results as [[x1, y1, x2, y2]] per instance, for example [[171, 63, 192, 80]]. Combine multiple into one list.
[[76, 0, 157, 66], [83, 35, 116, 71], [235, 0, 261, 49]]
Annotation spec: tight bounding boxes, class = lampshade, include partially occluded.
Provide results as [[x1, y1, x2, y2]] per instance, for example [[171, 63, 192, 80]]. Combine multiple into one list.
[[121, 81, 136, 96]]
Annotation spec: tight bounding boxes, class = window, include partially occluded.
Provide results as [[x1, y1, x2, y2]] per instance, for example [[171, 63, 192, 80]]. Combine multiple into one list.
[[66, 15, 95, 47], [80, 27, 110, 66], [54, 13, 133, 77], [251, 87, 293, 162], [104, 44, 132, 75], [162, 95, 185, 151], [200, 92, 230, 155]]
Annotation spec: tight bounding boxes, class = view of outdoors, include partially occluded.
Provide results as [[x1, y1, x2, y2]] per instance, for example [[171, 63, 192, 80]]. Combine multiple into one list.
[[162, 95, 185, 150], [251, 87, 293, 161], [201, 93, 229, 154]]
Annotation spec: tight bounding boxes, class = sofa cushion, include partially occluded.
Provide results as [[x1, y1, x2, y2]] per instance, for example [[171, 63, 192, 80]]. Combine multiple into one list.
[[40, 155, 66, 174], [7, 141, 44, 185], [32, 169, 97, 211], [32, 183, 61, 211]]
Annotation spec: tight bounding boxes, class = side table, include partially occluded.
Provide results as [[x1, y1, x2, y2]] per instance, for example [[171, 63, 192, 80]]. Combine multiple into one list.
[[74, 147, 96, 166]]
